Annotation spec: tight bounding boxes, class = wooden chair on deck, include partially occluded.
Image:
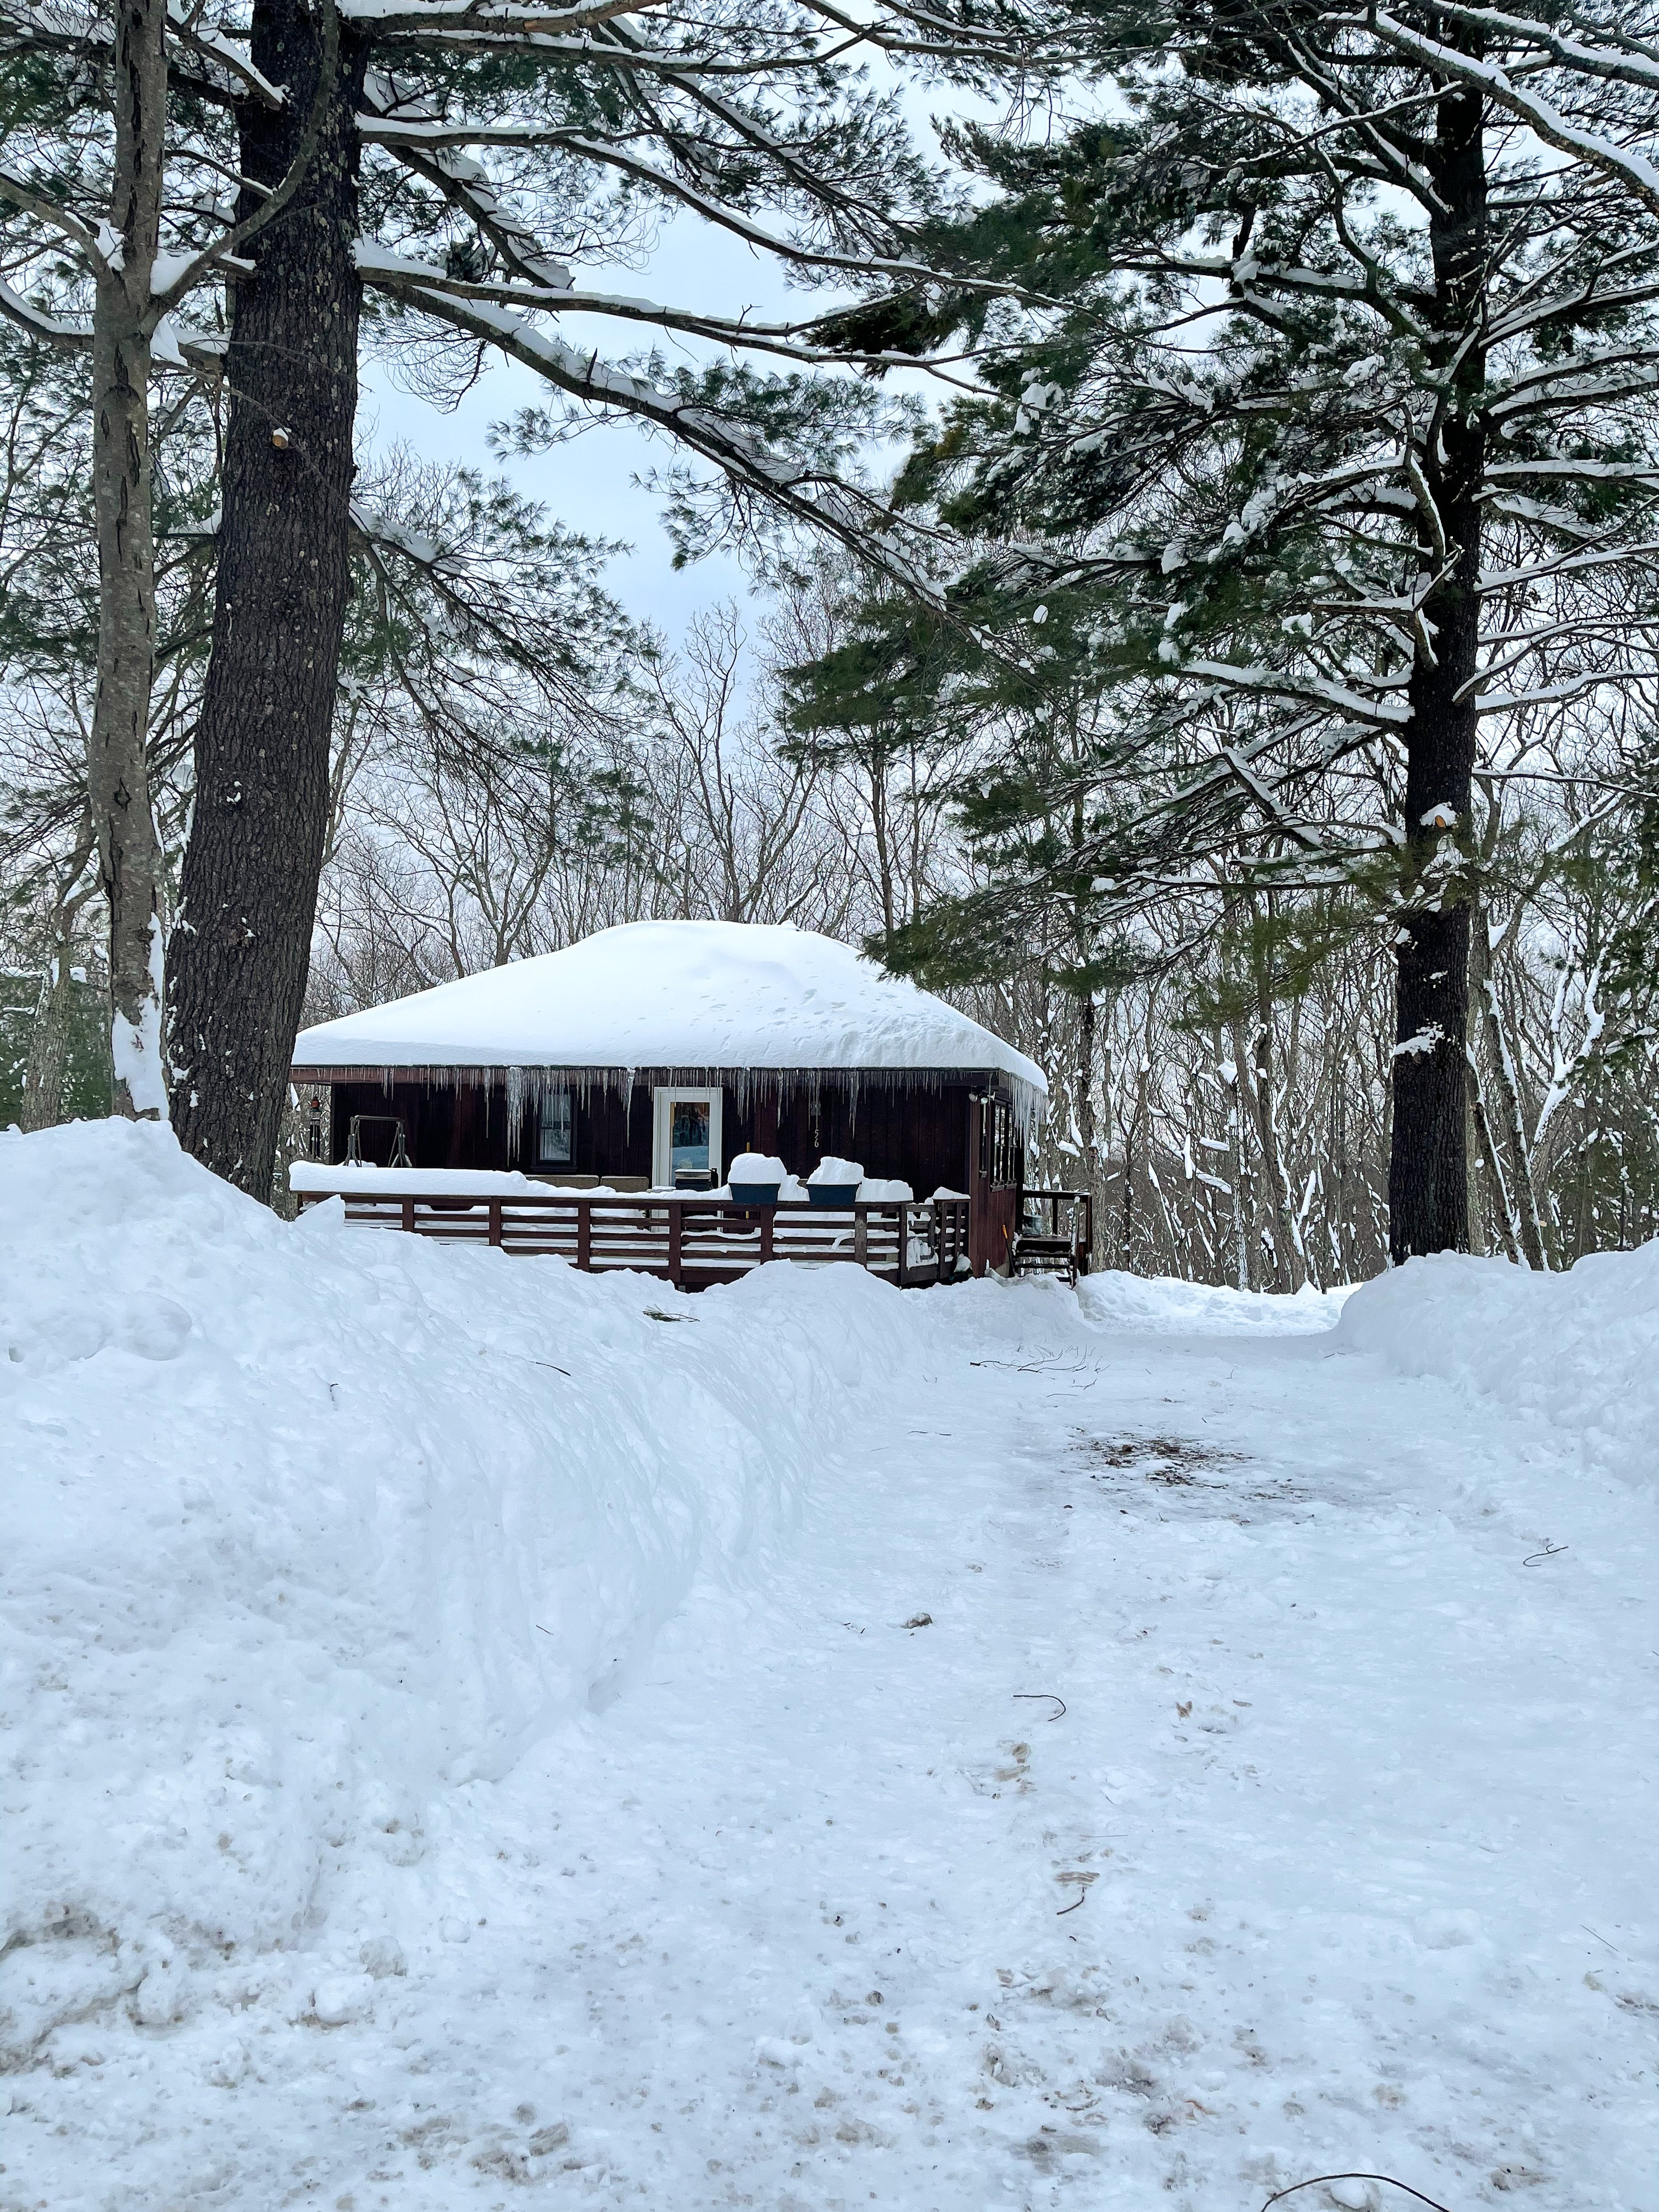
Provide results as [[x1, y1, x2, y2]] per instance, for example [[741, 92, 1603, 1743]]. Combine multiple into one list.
[[1010, 1189, 1094, 1286]]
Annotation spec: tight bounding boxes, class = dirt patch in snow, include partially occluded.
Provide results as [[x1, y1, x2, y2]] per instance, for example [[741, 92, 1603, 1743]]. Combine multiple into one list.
[[1072, 1431, 1321, 1522]]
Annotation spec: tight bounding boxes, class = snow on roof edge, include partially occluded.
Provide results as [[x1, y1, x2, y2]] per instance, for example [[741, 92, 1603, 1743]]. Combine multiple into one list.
[[290, 922, 1049, 1102], [290, 1058, 1048, 1128]]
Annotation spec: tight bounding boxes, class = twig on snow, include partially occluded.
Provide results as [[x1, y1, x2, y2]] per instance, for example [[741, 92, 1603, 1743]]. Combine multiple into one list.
[[970, 1354, 1098, 1375], [1259, 2176, 1458, 2212], [1013, 1693, 1067, 1720], [1523, 1540, 1568, 1564]]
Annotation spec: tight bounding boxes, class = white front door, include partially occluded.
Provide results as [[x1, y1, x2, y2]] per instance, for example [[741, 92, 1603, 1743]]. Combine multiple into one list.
[[653, 1087, 723, 1189]]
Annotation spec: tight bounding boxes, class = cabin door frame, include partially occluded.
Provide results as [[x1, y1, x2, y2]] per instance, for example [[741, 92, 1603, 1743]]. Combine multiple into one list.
[[652, 1085, 724, 1190], [967, 1089, 1021, 1276]]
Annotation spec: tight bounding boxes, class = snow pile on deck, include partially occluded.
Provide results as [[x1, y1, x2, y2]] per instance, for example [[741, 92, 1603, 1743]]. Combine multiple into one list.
[[1337, 1244, 1659, 1484], [292, 918, 1046, 1097], [0, 1119, 929, 2062]]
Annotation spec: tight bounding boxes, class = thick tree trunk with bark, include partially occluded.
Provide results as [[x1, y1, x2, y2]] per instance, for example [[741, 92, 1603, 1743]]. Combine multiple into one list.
[[166, 0, 366, 1194], [90, 0, 167, 1118], [1389, 82, 1487, 1263]]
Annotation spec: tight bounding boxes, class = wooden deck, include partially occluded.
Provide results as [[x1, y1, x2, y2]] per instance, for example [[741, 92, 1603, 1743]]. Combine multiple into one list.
[[292, 1184, 972, 1291]]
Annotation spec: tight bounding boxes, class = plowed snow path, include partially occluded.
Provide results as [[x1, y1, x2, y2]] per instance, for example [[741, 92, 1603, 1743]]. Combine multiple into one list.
[[17, 1277, 1658, 2210]]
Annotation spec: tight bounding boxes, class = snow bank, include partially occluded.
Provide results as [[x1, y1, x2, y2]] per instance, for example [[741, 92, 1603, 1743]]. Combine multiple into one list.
[[1078, 1268, 1351, 1336], [1335, 1242, 1659, 1484], [0, 1119, 929, 2061]]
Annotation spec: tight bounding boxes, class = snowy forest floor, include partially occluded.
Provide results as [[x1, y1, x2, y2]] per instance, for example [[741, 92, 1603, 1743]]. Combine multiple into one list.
[[4, 1129, 1657, 2211]]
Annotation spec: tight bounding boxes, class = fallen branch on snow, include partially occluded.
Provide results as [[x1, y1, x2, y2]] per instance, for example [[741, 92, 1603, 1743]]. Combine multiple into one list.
[[1260, 2176, 1457, 2212]]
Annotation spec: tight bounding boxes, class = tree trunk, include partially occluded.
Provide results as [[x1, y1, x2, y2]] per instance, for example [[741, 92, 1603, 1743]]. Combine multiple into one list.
[[19, 814, 98, 1132], [1251, 1011, 1301, 1292], [867, 742, 896, 940], [90, 0, 168, 1118], [1098, 1022, 1116, 1264], [165, 0, 366, 1195], [1389, 81, 1487, 1263], [1228, 1016, 1263, 1290], [1076, 991, 1099, 1268], [1246, 904, 1303, 1291], [20, 955, 79, 1132], [1465, 1050, 1518, 1262], [1467, 904, 1547, 1267]]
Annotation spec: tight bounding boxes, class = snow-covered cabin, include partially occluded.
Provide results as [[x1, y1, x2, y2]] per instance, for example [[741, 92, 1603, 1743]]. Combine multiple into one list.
[[291, 921, 1044, 1269]]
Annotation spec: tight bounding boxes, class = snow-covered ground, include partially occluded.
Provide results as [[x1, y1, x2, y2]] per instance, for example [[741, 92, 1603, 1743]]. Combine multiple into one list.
[[4, 1123, 1656, 2210]]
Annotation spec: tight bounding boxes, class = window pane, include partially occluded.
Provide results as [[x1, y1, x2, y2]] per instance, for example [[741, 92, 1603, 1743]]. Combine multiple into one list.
[[538, 1092, 572, 1164], [670, 1099, 710, 1175]]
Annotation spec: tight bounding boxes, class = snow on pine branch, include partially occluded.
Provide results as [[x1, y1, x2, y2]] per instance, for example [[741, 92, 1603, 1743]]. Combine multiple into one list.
[[357, 265, 943, 589], [0, 275, 88, 352], [361, 70, 578, 291], [359, 58, 1015, 321], [1369, 9, 1659, 213], [1395, 0, 1659, 98], [338, 0, 658, 29], [162, 0, 285, 108], [353, 241, 981, 376], [349, 0, 1059, 68]]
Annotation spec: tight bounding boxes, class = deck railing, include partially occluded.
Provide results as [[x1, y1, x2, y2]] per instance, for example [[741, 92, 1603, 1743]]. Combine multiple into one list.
[[293, 1182, 972, 1291]]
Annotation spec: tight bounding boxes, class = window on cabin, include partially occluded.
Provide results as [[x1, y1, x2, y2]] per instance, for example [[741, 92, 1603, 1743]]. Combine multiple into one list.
[[671, 1098, 711, 1183], [537, 1091, 573, 1165], [301, 1087, 330, 1161], [981, 1099, 1016, 1186]]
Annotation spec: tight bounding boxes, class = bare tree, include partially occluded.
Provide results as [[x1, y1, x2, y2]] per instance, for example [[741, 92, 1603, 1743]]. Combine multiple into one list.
[[641, 606, 844, 928]]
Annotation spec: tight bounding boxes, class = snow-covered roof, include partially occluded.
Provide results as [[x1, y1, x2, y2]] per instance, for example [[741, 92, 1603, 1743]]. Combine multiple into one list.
[[292, 921, 1046, 1100]]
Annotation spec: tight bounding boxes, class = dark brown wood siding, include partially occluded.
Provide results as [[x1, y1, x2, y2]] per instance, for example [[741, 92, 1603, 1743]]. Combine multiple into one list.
[[764, 1079, 974, 1198], [325, 1069, 994, 1197], [329, 1077, 653, 1177]]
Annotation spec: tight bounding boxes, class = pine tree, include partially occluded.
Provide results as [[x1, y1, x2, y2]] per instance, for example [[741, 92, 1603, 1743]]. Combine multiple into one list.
[[838, 0, 1659, 1259]]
